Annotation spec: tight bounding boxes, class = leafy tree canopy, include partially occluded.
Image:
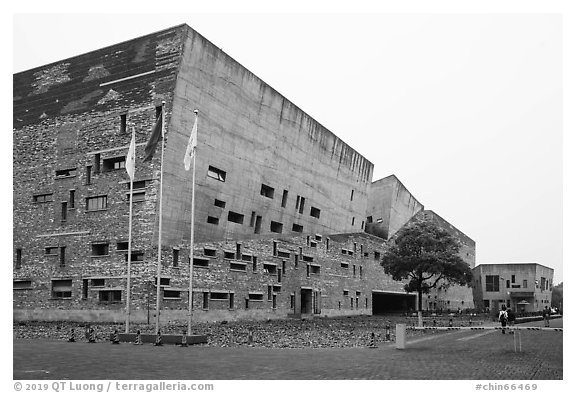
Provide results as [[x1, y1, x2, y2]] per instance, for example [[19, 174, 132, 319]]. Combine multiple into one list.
[[381, 220, 473, 310]]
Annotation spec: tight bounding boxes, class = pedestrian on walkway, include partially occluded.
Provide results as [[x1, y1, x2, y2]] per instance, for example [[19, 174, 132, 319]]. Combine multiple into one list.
[[543, 306, 551, 327], [498, 305, 508, 334]]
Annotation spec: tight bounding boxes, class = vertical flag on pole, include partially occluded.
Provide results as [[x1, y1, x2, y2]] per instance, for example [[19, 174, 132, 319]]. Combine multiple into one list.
[[184, 114, 198, 171], [126, 128, 136, 180]]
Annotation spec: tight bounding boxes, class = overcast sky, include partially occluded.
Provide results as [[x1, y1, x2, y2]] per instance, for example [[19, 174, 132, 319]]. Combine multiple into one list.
[[11, 10, 568, 284]]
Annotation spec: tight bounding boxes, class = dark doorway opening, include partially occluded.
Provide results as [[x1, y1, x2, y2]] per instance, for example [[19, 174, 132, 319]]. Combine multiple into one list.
[[372, 291, 416, 314]]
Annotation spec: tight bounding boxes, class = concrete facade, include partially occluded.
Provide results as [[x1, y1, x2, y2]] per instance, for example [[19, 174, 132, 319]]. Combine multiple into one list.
[[471, 263, 554, 314], [13, 24, 474, 323], [365, 175, 424, 240]]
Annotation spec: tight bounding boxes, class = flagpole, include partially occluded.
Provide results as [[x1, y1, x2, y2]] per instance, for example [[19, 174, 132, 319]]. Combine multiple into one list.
[[155, 101, 166, 334], [125, 127, 135, 334], [188, 109, 198, 336]]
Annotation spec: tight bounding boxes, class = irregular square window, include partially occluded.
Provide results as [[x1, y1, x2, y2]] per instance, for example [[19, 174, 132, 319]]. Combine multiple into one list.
[[207, 166, 226, 182], [207, 216, 219, 225], [214, 199, 226, 208], [270, 221, 283, 233], [102, 157, 126, 172], [310, 206, 321, 219], [52, 279, 72, 299], [261, 184, 275, 199], [228, 211, 244, 224], [91, 243, 109, 256]]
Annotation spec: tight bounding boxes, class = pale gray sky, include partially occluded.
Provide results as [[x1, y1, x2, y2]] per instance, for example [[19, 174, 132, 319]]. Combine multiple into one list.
[[11, 10, 568, 284]]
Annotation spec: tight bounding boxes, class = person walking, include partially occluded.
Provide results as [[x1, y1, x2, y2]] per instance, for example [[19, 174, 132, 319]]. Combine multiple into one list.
[[543, 306, 551, 327], [498, 304, 508, 334]]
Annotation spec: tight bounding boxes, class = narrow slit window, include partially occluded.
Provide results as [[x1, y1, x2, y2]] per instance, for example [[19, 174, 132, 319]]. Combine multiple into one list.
[[281, 190, 288, 207], [120, 114, 127, 133], [69, 190, 75, 208]]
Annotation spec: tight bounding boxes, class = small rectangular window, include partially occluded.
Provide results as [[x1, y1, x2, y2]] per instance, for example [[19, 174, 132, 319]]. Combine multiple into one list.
[[310, 265, 320, 274], [207, 216, 219, 225], [310, 206, 321, 219], [163, 290, 181, 300], [254, 215, 262, 234], [511, 275, 516, 284], [69, 190, 75, 208], [94, 154, 101, 174], [203, 248, 217, 257], [230, 261, 247, 271], [270, 221, 283, 233], [374, 251, 381, 260], [250, 211, 256, 227], [210, 292, 229, 300], [125, 251, 144, 262], [203, 292, 209, 309], [91, 278, 105, 287], [13, 280, 32, 290], [260, 184, 275, 199], [224, 251, 235, 259], [229, 293, 234, 309], [116, 241, 128, 252], [86, 195, 108, 211], [103, 157, 126, 172], [299, 197, 306, 214], [207, 166, 226, 182], [91, 243, 109, 256], [252, 256, 257, 272], [292, 223, 303, 233], [173, 248, 179, 267], [366, 216, 373, 223], [263, 263, 277, 274], [296, 195, 300, 210], [228, 211, 244, 224], [55, 168, 77, 178], [155, 277, 170, 286], [120, 114, 127, 133], [59, 247, 66, 267], [15, 248, 22, 269], [86, 166, 92, 185], [61, 202, 68, 221], [281, 190, 288, 207], [33, 193, 53, 203], [214, 199, 226, 208], [248, 293, 264, 301], [127, 190, 146, 202], [45, 246, 58, 255], [99, 290, 122, 303], [193, 257, 209, 268], [52, 279, 72, 298]]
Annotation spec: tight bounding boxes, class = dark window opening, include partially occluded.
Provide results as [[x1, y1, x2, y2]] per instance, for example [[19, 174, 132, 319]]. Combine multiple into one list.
[[252, 256, 257, 272], [485, 275, 500, 292], [374, 251, 381, 260], [173, 248, 179, 267], [236, 243, 242, 260], [91, 278, 105, 287], [156, 106, 162, 119], [103, 157, 126, 172], [229, 293, 234, 309], [86, 166, 92, 185], [350, 189, 354, 201], [127, 190, 145, 202], [511, 275, 516, 284], [224, 251, 235, 259], [263, 263, 277, 274], [207, 216, 219, 225], [277, 250, 290, 258], [254, 215, 262, 234], [94, 154, 101, 174], [281, 190, 288, 207], [250, 211, 256, 227], [33, 193, 53, 203], [193, 257, 209, 268], [203, 248, 217, 257], [120, 114, 127, 133], [86, 195, 108, 211], [296, 195, 300, 210], [351, 217, 355, 226], [366, 216, 373, 224], [69, 190, 75, 208], [116, 241, 128, 252], [207, 166, 226, 182], [59, 247, 66, 267], [230, 262, 247, 271], [298, 197, 306, 214], [248, 293, 264, 301], [55, 168, 77, 178], [45, 247, 58, 255], [260, 184, 275, 199], [82, 279, 88, 299], [125, 251, 144, 262], [15, 248, 22, 269], [214, 199, 226, 208], [210, 292, 228, 300], [155, 277, 170, 286], [270, 221, 283, 233], [52, 279, 72, 299], [99, 290, 121, 303], [91, 243, 109, 256], [294, 255, 299, 268], [164, 290, 181, 299], [203, 292, 209, 309], [291, 223, 304, 233], [310, 265, 320, 274], [61, 202, 67, 221], [310, 206, 321, 219], [273, 241, 278, 256], [228, 211, 244, 224]]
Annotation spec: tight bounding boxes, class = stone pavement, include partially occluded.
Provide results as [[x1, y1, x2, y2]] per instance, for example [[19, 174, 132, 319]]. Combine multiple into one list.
[[13, 318, 562, 380]]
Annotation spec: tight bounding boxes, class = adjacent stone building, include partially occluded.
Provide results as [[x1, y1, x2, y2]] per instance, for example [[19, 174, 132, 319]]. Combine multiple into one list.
[[13, 24, 475, 322], [471, 263, 554, 314]]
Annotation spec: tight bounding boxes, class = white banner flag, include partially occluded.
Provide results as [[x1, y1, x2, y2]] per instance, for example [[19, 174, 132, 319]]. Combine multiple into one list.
[[126, 128, 136, 180], [183, 114, 198, 171]]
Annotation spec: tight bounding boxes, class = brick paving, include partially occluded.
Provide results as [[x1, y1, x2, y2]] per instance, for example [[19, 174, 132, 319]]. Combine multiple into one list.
[[13, 318, 562, 380]]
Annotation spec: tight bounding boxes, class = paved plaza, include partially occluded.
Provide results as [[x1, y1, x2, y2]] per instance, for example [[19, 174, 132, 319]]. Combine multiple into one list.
[[13, 318, 562, 380]]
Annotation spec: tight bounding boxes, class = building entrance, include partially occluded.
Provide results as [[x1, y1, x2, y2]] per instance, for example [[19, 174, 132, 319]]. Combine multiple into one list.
[[372, 291, 416, 314]]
